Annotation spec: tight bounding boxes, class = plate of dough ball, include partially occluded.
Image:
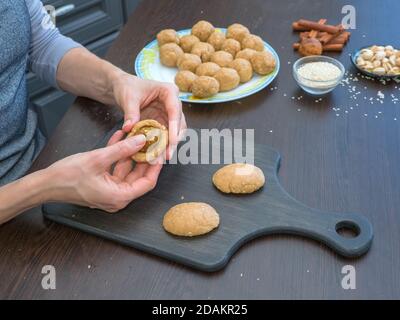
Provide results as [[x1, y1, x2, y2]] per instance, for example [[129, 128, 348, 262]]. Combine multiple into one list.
[[135, 21, 280, 103]]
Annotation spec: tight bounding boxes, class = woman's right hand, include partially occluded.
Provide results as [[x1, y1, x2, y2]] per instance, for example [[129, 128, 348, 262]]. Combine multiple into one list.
[[46, 130, 163, 212]]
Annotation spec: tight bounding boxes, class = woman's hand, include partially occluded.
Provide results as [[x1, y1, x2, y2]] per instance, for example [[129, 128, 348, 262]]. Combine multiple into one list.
[[47, 131, 162, 213], [111, 74, 187, 158]]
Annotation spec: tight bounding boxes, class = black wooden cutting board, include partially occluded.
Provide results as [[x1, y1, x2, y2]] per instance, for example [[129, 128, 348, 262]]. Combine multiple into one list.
[[43, 125, 373, 272]]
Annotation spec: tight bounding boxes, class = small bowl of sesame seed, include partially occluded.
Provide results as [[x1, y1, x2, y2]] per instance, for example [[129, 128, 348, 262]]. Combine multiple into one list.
[[293, 55, 345, 95]]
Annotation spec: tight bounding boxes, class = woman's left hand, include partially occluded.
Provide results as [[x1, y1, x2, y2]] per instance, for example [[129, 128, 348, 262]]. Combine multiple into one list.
[[111, 74, 187, 159]]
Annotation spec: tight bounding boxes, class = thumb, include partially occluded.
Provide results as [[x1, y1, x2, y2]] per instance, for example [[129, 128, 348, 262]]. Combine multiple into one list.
[[122, 100, 141, 133], [101, 134, 146, 165]]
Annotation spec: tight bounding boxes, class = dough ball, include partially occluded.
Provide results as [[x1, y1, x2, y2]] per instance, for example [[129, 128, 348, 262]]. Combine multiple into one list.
[[177, 53, 202, 72], [241, 34, 264, 51], [159, 43, 184, 67], [196, 62, 221, 77], [214, 67, 240, 91], [210, 50, 234, 67], [163, 202, 220, 237], [228, 58, 253, 83], [213, 163, 265, 194], [298, 38, 323, 56], [251, 50, 276, 75], [191, 76, 220, 98], [207, 30, 226, 51], [127, 119, 168, 163], [157, 29, 179, 46], [226, 23, 250, 42], [174, 70, 197, 92], [179, 34, 200, 53], [221, 38, 241, 57], [191, 20, 215, 42], [236, 48, 257, 61], [191, 42, 215, 62]]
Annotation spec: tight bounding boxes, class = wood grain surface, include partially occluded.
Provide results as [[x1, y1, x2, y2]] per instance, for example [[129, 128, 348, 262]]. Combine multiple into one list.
[[1, 0, 400, 299]]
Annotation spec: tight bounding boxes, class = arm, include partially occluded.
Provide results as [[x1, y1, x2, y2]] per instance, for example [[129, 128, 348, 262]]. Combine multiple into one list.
[[56, 48, 185, 156], [0, 169, 55, 225], [0, 133, 161, 226], [27, 0, 185, 156]]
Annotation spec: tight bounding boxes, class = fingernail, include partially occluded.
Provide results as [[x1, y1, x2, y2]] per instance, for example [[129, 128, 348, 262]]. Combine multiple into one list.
[[127, 134, 146, 145]]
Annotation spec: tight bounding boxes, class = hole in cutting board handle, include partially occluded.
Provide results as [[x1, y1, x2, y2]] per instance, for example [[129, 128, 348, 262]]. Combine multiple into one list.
[[335, 221, 361, 238]]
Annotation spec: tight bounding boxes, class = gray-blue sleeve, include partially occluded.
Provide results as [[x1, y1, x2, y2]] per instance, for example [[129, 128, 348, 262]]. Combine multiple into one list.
[[26, 0, 82, 89]]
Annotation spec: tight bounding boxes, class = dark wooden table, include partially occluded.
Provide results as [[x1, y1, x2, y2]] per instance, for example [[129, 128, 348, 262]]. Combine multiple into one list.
[[1, 0, 400, 299]]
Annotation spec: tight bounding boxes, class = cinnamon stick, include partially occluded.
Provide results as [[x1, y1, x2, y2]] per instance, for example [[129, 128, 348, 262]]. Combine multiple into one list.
[[326, 31, 351, 45], [309, 19, 327, 38], [292, 22, 310, 31], [319, 25, 346, 44], [322, 43, 344, 51], [298, 19, 341, 34]]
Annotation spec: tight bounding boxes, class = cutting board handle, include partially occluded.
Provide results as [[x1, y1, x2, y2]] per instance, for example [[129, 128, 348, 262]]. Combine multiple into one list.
[[266, 186, 374, 257], [318, 210, 373, 257]]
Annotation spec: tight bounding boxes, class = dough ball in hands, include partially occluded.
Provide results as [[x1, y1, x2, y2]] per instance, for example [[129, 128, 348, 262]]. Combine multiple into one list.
[[179, 34, 200, 53], [213, 163, 265, 194], [157, 29, 180, 46], [159, 43, 184, 67], [251, 50, 276, 75], [207, 30, 226, 51], [226, 23, 250, 42], [175, 70, 197, 92], [210, 50, 233, 67], [191, 42, 215, 62], [241, 34, 264, 51], [221, 38, 241, 57], [236, 48, 257, 61], [163, 202, 220, 237], [127, 120, 168, 163], [177, 53, 202, 72], [191, 20, 215, 42], [228, 58, 253, 83], [196, 62, 221, 77], [214, 67, 240, 91], [191, 76, 220, 98]]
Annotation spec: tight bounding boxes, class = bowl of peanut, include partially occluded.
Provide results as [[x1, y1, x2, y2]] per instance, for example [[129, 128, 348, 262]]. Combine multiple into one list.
[[351, 45, 400, 79]]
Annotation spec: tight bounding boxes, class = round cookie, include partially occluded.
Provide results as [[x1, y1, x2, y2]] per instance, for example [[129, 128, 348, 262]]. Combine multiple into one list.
[[177, 53, 202, 72], [210, 50, 233, 67], [226, 23, 250, 42], [191, 76, 220, 98], [241, 34, 264, 52], [236, 48, 257, 61], [212, 163, 265, 194], [195, 62, 221, 77], [207, 30, 226, 51], [191, 42, 215, 62], [179, 34, 200, 53], [159, 43, 184, 67], [251, 50, 276, 75], [157, 29, 180, 46], [175, 70, 197, 92], [214, 67, 240, 91], [163, 202, 220, 237], [127, 120, 168, 163], [228, 58, 253, 83], [221, 38, 241, 57], [191, 20, 215, 42]]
